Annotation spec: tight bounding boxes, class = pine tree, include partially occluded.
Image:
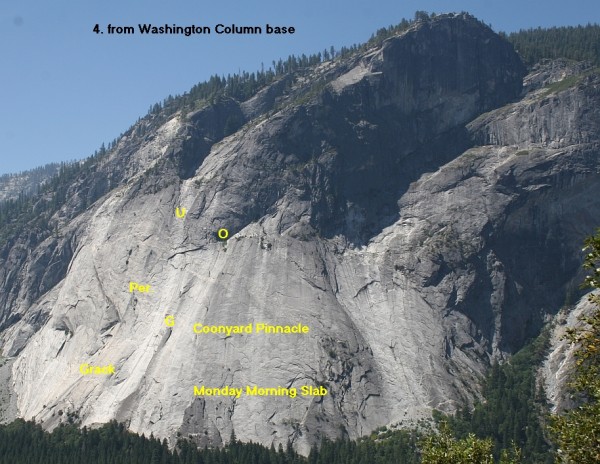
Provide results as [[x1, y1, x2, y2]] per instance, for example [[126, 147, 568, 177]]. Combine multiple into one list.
[[421, 422, 496, 464], [550, 229, 600, 463]]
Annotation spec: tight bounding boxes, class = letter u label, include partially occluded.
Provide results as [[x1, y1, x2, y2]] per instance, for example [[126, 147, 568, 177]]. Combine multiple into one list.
[[175, 207, 187, 218]]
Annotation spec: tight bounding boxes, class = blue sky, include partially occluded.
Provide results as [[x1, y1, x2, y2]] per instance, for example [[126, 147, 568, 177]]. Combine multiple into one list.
[[1, 0, 598, 175]]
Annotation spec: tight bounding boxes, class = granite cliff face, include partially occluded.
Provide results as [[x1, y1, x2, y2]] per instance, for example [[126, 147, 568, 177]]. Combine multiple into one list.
[[0, 14, 599, 454], [0, 164, 60, 203], [541, 291, 599, 414]]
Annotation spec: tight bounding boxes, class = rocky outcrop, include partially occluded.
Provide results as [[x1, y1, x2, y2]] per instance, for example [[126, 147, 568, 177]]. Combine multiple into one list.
[[0, 14, 598, 455], [542, 292, 598, 413], [469, 63, 600, 148]]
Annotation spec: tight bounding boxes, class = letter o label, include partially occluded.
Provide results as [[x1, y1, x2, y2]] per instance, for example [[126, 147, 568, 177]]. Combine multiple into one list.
[[218, 228, 229, 240]]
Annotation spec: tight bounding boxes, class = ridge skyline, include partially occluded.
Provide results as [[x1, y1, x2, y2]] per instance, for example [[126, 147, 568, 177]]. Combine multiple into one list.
[[2, 0, 599, 175]]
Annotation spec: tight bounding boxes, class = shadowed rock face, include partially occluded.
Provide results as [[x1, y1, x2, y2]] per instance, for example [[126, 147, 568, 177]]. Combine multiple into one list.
[[0, 13, 599, 455]]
